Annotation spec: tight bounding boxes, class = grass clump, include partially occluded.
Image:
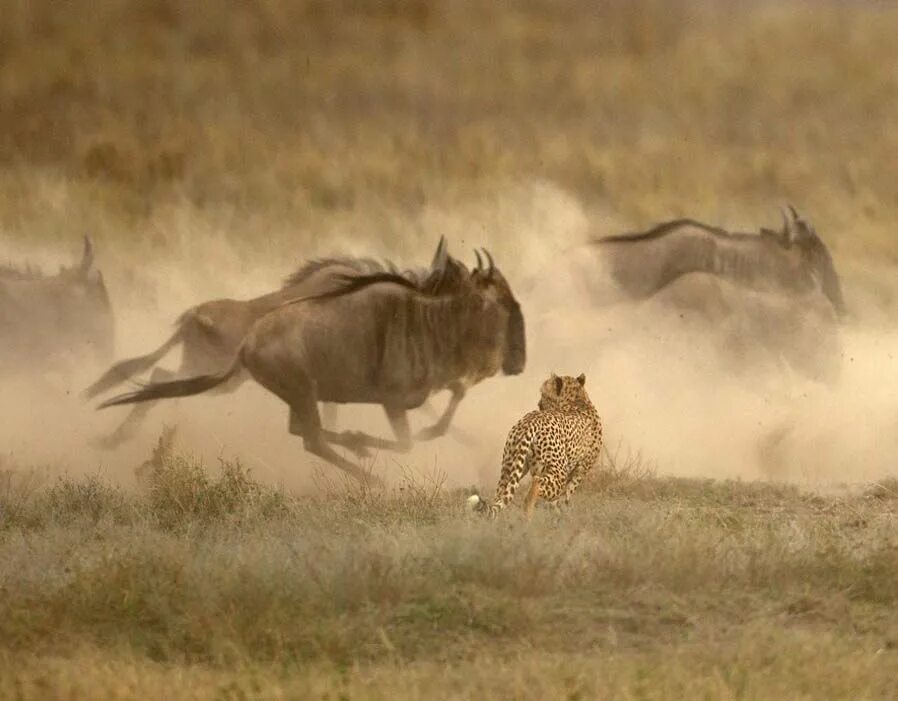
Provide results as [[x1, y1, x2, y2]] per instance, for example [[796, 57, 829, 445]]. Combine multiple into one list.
[[141, 452, 290, 531], [0, 436, 290, 533], [44, 473, 133, 527]]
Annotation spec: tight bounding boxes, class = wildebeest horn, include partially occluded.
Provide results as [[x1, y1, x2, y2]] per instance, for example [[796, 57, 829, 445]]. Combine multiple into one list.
[[779, 205, 800, 246], [474, 249, 484, 272], [482, 248, 495, 277], [79, 235, 95, 274], [779, 207, 790, 235], [788, 204, 800, 222], [430, 235, 449, 272]]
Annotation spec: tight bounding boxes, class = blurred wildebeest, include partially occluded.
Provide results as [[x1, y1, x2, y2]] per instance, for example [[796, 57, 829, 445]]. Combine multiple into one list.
[[647, 271, 842, 384], [540, 205, 845, 316], [97, 247, 526, 484], [86, 237, 476, 450], [0, 237, 114, 378], [531, 206, 844, 384]]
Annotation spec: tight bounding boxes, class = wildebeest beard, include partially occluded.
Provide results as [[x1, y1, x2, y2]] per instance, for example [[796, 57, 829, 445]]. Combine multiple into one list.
[[358, 287, 512, 393], [812, 246, 846, 317], [503, 300, 526, 375]]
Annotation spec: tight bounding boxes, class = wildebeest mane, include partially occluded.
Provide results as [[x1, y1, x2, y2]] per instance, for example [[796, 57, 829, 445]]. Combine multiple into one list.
[[282, 256, 404, 289], [594, 218, 761, 245], [278, 267, 467, 314], [0, 262, 46, 281], [303, 272, 421, 302]]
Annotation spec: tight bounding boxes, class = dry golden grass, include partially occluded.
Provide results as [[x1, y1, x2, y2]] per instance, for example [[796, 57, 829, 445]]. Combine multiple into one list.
[[1, 0, 897, 266], [1, 454, 898, 699], [3, 1, 898, 698]]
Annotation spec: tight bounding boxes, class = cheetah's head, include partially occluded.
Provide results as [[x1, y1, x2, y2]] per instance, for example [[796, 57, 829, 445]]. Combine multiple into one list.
[[538, 372, 588, 411]]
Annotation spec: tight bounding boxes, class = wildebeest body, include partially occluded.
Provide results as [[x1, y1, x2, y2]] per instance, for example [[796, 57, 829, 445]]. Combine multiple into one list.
[[98, 249, 526, 483], [0, 237, 114, 377], [85, 248, 443, 449], [542, 209, 844, 316], [244, 286, 505, 407], [530, 207, 845, 384]]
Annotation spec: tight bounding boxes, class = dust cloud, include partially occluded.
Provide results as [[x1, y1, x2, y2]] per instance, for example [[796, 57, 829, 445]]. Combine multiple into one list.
[[2, 180, 896, 492]]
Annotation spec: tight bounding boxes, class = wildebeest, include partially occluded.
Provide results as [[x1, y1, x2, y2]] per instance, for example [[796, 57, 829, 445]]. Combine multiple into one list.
[[539, 205, 845, 316], [97, 248, 526, 484], [646, 270, 842, 384], [85, 237, 469, 449], [0, 237, 114, 378], [529, 206, 845, 384]]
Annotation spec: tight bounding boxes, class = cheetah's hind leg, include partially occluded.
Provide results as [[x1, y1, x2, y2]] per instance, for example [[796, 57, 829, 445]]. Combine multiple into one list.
[[524, 476, 541, 520]]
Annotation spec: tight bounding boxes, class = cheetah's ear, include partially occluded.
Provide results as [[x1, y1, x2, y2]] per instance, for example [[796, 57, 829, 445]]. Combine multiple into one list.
[[554, 375, 563, 394], [577, 373, 586, 386]]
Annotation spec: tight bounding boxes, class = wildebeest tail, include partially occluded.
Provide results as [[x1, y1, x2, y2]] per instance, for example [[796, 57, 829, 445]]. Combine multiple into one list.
[[83, 326, 184, 399], [96, 351, 243, 409]]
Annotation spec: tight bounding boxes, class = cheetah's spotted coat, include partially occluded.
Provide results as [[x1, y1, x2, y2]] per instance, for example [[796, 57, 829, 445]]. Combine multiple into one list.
[[470, 373, 602, 518]]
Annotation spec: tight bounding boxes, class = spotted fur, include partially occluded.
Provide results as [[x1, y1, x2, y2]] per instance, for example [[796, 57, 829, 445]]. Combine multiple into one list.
[[469, 373, 602, 518]]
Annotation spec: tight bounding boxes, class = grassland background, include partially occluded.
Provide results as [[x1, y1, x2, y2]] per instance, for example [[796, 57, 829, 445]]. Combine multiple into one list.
[[2, 0, 898, 265], [2, 0, 898, 698]]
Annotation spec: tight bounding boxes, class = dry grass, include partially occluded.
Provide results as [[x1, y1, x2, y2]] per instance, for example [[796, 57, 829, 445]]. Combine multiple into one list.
[[1, 0, 897, 268], [1, 453, 898, 699]]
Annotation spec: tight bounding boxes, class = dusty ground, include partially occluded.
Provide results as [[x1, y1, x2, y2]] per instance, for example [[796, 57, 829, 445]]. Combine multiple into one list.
[[1, 0, 897, 697]]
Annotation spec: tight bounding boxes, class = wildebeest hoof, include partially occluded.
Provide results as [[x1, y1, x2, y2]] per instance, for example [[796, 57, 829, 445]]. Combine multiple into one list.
[[338, 431, 373, 458]]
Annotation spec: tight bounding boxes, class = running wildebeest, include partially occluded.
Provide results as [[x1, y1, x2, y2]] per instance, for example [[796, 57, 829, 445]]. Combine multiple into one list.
[[539, 205, 845, 316], [84, 237, 470, 448], [529, 205, 845, 384], [88, 237, 486, 452], [97, 248, 526, 484], [0, 236, 114, 378]]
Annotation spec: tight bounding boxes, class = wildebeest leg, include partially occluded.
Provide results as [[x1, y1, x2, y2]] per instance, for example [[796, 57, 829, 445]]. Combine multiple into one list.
[[414, 383, 476, 445], [417, 399, 439, 420], [320, 402, 339, 430], [92, 366, 179, 450], [281, 388, 382, 486], [248, 360, 376, 484], [321, 405, 413, 455]]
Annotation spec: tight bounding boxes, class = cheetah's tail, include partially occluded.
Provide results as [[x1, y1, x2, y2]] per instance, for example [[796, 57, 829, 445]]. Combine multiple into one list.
[[466, 493, 488, 514]]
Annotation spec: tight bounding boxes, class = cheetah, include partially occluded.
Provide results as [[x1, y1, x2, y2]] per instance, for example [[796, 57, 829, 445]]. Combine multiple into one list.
[[468, 373, 603, 519]]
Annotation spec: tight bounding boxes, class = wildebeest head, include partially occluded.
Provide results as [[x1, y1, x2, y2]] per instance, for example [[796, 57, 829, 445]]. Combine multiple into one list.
[[61, 236, 112, 312], [773, 206, 846, 317], [470, 247, 526, 376], [55, 236, 115, 362], [0, 236, 115, 372], [60, 235, 103, 279]]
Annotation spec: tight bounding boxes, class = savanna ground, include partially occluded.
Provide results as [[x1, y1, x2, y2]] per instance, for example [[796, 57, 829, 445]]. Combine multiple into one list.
[[2, 0, 898, 698]]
